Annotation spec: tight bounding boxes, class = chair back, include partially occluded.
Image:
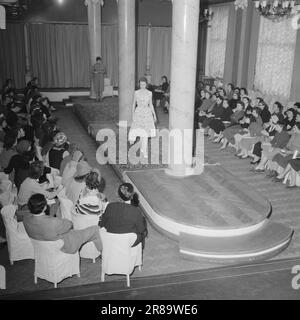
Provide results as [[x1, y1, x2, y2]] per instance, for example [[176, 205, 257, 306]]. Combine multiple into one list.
[[1, 205, 34, 263], [58, 197, 74, 221], [100, 228, 142, 275], [30, 238, 80, 286]]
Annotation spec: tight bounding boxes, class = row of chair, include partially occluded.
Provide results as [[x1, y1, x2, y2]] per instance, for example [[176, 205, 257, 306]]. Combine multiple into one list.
[[0, 199, 142, 289]]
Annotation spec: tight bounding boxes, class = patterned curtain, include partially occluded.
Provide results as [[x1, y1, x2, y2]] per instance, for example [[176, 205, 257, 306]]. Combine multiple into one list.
[[254, 17, 296, 98], [206, 5, 229, 78]]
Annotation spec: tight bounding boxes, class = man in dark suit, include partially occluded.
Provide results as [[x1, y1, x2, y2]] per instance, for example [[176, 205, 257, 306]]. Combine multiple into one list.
[[23, 193, 102, 254]]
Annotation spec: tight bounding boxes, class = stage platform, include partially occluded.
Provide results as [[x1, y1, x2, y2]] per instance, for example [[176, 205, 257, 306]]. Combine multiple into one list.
[[71, 98, 294, 265], [123, 168, 292, 264]]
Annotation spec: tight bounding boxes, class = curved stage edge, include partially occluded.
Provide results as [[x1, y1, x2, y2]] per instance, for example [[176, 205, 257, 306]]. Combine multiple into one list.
[[123, 169, 294, 264]]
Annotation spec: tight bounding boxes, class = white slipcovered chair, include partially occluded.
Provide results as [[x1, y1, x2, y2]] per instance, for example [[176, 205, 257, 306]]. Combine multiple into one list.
[[100, 228, 142, 287], [71, 212, 101, 263], [30, 238, 80, 288], [0, 265, 5, 289], [58, 196, 73, 221], [0, 205, 34, 265]]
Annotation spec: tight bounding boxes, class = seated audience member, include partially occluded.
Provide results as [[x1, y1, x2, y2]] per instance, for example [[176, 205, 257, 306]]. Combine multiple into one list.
[[60, 144, 80, 174], [23, 194, 102, 254], [251, 112, 284, 164], [0, 132, 18, 169], [160, 82, 171, 113], [236, 108, 263, 159], [269, 123, 300, 179], [4, 140, 34, 190], [218, 88, 226, 99], [31, 103, 47, 142], [220, 101, 245, 149], [6, 102, 21, 129], [48, 132, 70, 170], [39, 118, 58, 148], [198, 93, 217, 126], [277, 153, 300, 187], [195, 89, 206, 113], [272, 102, 284, 124], [243, 97, 252, 116], [200, 96, 224, 132], [2, 79, 15, 99], [228, 92, 240, 110], [0, 115, 8, 142], [0, 94, 11, 116], [254, 124, 291, 173], [153, 76, 169, 107], [257, 100, 271, 124], [211, 85, 217, 95], [208, 98, 233, 142], [283, 108, 297, 132], [62, 149, 84, 187], [240, 88, 248, 99], [75, 170, 107, 216], [226, 83, 235, 100], [66, 161, 92, 203], [293, 102, 300, 114], [40, 97, 56, 118], [18, 161, 57, 209], [99, 183, 148, 249]]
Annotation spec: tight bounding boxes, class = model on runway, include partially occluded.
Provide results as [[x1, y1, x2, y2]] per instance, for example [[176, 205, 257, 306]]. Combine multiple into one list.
[[128, 77, 157, 158]]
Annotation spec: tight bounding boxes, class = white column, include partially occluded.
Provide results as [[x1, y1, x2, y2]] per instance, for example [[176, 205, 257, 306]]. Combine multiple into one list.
[[85, 0, 103, 99], [165, 0, 200, 177], [24, 23, 32, 85], [145, 23, 152, 84], [117, 0, 136, 126]]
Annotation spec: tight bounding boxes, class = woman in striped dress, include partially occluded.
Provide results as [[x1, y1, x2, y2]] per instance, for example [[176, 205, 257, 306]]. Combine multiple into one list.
[[75, 170, 107, 216]]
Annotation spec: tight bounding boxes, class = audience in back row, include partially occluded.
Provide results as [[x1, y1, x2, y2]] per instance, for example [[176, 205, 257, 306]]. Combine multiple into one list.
[[194, 81, 300, 188]]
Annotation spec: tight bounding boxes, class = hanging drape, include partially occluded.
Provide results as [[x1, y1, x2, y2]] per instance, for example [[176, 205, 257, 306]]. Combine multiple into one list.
[[149, 27, 171, 85], [1, 23, 172, 89], [28, 23, 90, 88], [197, 23, 207, 79], [206, 5, 229, 78], [137, 26, 148, 82], [137, 26, 171, 85], [102, 24, 118, 87], [254, 16, 296, 98], [0, 23, 26, 89]]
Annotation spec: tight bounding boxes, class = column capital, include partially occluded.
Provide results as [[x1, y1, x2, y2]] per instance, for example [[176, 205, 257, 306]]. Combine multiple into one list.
[[85, 0, 104, 7]]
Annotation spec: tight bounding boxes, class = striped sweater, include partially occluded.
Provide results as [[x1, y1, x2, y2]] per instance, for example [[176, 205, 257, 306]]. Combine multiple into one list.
[[75, 189, 107, 216]]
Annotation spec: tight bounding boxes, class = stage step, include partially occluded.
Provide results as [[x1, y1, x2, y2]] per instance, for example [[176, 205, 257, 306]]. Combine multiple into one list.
[[179, 221, 293, 264]]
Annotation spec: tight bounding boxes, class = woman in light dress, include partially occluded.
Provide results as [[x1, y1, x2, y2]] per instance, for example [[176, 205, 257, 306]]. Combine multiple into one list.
[[129, 77, 157, 158]]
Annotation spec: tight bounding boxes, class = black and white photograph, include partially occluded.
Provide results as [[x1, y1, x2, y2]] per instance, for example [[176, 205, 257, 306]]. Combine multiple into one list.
[[0, 0, 300, 304]]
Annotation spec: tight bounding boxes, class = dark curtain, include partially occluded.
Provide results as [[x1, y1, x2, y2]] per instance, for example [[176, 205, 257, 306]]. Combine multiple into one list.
[[197, 22, 207, 82], [28, 23, 90, 88], [0, 23, 26, 89]]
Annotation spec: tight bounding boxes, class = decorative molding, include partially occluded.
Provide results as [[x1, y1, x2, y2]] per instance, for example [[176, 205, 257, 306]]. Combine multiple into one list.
[[85, 0, 104, 7]]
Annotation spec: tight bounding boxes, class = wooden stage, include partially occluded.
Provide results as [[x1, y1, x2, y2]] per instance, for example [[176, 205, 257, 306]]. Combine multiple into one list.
[[71, 98, 294, 265], [123, 167, 293, 264]]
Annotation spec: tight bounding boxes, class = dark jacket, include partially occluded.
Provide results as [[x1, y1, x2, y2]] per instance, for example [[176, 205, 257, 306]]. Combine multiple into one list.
[[99, 202, 148, 248]]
